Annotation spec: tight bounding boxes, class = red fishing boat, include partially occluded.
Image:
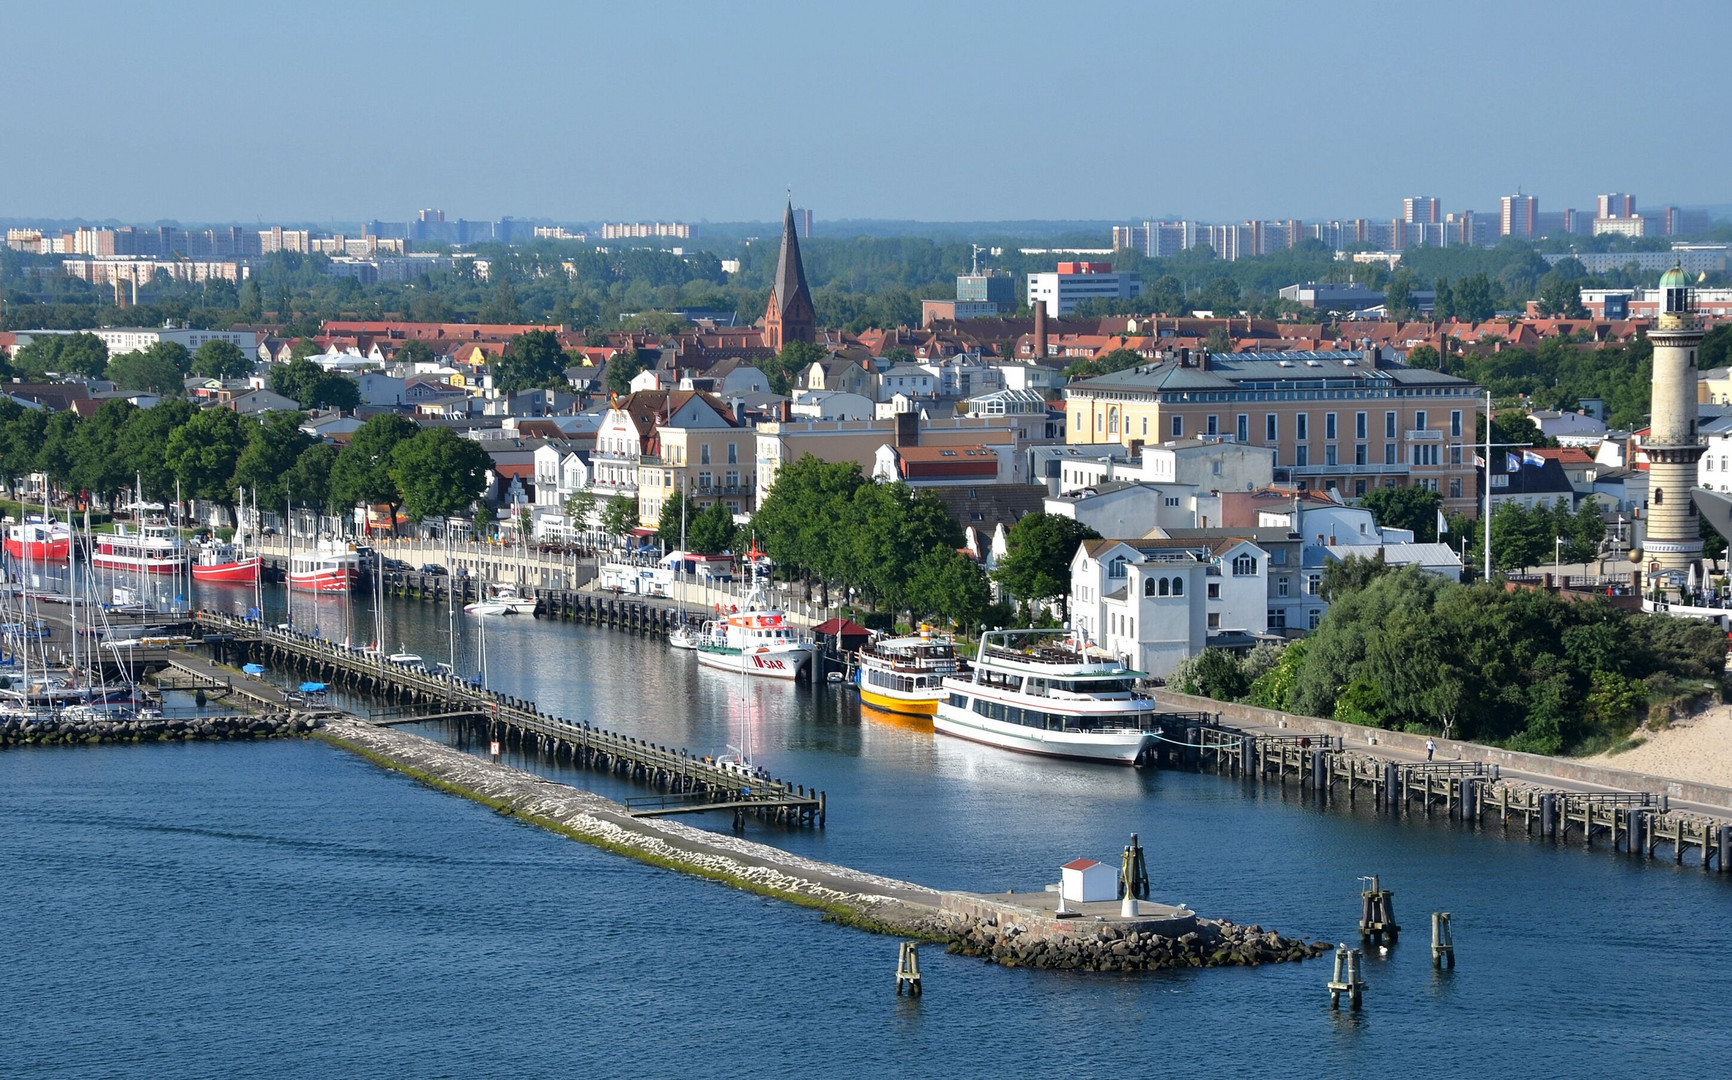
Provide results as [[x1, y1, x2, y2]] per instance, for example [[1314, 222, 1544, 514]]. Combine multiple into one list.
[[5, 519, 71, 562], [191, 541, 262, 584]]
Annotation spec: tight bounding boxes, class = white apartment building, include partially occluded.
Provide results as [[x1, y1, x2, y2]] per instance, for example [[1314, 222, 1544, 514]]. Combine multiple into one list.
[[19, 325, 259, 357], [1026, 263, 1142, 316], [1070, 537, 1270, 676]]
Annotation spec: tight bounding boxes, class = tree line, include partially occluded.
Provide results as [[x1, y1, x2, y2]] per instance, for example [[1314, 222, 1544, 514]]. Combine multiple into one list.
[[0, 401, 492, 531], [749, 455, 993, 630], [1169, 560, 1725, 755]]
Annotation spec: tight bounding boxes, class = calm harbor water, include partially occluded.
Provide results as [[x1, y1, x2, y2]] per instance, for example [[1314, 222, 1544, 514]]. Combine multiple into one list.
[[4, 582, 1731, 1076]]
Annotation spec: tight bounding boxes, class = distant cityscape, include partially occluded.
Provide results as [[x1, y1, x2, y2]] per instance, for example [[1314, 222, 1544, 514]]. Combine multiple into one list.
[[1112, 191, 1713, 261]]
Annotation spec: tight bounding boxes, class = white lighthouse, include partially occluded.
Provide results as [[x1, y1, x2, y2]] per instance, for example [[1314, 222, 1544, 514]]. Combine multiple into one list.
[[1643, 264, 1706, 577]]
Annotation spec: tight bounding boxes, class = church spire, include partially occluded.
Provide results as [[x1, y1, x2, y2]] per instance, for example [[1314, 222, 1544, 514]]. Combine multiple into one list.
[[763, 201, 816, 350], [773, 202, 811, 316]]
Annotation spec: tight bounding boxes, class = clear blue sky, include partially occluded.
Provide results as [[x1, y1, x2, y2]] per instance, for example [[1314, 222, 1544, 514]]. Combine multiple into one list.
[[7, 0, 1728, 225]]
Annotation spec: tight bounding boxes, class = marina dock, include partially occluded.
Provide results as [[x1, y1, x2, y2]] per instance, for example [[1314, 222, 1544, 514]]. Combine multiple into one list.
[[1157, 694, 1732, 872], [191, 611, 826, 828]]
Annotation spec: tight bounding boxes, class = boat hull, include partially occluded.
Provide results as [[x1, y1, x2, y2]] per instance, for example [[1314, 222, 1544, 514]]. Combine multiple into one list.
[[933, 705, 1152, 764], [289, 568, 356, 593], [5, 538, 69, 562], [695, 645, 811, 680], [92, 554, 187, 574], [859, 684, 940, 716], [192, 557, 261, 584]]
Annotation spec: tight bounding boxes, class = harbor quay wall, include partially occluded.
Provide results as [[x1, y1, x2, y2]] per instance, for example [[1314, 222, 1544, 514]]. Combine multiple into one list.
[[315, 717, 1330, 972], [1154, 689, 1732, 813], [0, 712, 316, 748]]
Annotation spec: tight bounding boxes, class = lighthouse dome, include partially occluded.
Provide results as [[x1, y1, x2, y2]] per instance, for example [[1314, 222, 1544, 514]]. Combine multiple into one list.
[[1659, 264, 1690, 290]]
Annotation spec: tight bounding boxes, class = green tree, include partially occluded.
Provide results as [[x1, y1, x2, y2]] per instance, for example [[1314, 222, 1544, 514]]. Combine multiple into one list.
[[603, 348, 644, 397], [38, 411, 83, 491], [395, 339, 437, 366], [71, 399, 139, 504], [140, 340, 193, 375], [105, 352, 186, 395], [686, 501, 738, 555], [164, 407, 251, 520], [562, 490, 598, 537], [495, 330, 570, 392], [1406, 344, 1441, 370], [268, 357, 359, 410], [233, 411, 313, 512], [283, 442, 339, 513], [1169, 648, 1248, 701], [1246, 639, 1307, 709], [1203, 326, 1232, 354], [1320, 552, 1393, 601], [1384, 269, 1415, 318], [598, 495, 639, 545], [114, 398, 197, 501], [1453, 272, 1497, 321], [1358, 484, 1444, 541], [191, 339, 252, 379], [993, 513, 1100, 617], [327, 413, 419, 528], [767, 339, 827, 395], [906, 547, 992, 631], [388, 428, 492, 522], [12, 332, 109, 379], [238, 279, 263, 320]]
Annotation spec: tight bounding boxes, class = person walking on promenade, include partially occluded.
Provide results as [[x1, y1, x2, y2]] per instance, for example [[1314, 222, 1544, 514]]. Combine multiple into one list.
[[1426, 737, 1436, 762]]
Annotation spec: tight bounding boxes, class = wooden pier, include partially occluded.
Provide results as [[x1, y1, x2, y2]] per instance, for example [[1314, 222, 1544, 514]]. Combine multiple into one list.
[[190, 611, 825, 828], [1171, 716, 1732, 872]]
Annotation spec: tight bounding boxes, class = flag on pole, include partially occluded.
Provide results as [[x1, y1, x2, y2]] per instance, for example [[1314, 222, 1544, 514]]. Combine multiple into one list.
[[1522, 449, 1546, 466], [1505, 452, 1521, 473], [1474, 454, 1486, 468], [1437, 509, 1448, 536]]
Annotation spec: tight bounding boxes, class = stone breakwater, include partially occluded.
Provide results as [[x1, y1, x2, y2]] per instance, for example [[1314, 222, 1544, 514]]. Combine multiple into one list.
[[946, 916, 1331, 971], [317, 717, 1329, 973], [0, 712, 320, 748]]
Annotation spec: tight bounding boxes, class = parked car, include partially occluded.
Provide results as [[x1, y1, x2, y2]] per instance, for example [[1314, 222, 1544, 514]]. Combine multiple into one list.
[[381, 557, 413, 572], [419, 563, 449, 576]]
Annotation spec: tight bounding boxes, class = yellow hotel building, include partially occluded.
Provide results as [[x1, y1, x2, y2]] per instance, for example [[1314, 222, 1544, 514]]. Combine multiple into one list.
[[1065, 349, 1484, 516]]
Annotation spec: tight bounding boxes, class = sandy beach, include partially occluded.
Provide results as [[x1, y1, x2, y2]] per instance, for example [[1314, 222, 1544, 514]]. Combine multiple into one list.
[[1583, 704, 1732, 789]]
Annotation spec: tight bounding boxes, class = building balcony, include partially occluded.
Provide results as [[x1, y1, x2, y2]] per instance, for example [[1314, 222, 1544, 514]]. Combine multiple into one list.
[[691, 480, 755, 496], [1281, 463, 1410, 477]]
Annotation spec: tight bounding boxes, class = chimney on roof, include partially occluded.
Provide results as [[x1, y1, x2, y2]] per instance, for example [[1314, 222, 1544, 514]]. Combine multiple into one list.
[[1034, 301, 1048, 359], [895, 410, 919, 448]]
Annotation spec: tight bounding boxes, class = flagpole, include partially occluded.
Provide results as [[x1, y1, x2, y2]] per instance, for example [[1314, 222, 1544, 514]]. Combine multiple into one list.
[[1484, 390, 1492, 583]]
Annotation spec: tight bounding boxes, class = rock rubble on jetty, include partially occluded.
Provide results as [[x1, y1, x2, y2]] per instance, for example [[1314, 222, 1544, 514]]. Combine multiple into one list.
[[0, 713, 320, 748], [946, 916, 1330, 972]]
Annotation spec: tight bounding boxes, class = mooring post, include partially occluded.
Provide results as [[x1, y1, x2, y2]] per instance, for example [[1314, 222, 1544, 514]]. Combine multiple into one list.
[[1327, 944, 1365, 1010], [1430, 911, 1455, 969], [1357, 875, 1398, 944], [895, 941, 922, 997], [1384, 761, 1399, 811], [1311, 748, 1327, 793]]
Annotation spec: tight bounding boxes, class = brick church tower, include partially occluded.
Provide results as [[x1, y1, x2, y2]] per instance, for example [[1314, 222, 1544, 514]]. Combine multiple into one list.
[[762, 203, 815, 350]]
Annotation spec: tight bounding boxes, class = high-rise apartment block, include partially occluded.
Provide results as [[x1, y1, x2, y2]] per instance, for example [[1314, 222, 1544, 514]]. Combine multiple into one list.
[[1598, 193, 1637, 219], [1501, 194, 1538, 237], [1401, 196, 1441, 224]]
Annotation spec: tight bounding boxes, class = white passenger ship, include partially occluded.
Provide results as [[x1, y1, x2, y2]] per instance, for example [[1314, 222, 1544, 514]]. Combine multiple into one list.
[[855, 627, 961, 717], [934, 629, 1158, 764], [92, 522, 188, 574]]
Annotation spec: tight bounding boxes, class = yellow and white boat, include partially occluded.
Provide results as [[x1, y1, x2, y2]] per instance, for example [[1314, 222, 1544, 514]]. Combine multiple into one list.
[[854, 628, 962, 716]]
